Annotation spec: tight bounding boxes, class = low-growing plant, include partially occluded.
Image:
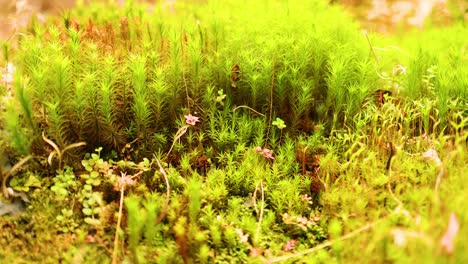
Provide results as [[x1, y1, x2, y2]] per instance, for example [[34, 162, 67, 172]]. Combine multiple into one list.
[[0, 0, 467, 263]]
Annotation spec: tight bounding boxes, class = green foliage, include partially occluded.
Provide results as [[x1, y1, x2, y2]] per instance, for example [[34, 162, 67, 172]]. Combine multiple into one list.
[[125, 195, 146, 262], [2, 101, 32, 154], [272, 117, 286, 130], [51, 166, 78, 198], [55, 208, 79, 233], [0, 0, 467, 263], [3, 0, 365, 158]]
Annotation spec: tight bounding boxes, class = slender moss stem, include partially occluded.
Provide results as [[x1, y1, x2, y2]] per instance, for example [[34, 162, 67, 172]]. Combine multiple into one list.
[[112, 177, 126, 264]]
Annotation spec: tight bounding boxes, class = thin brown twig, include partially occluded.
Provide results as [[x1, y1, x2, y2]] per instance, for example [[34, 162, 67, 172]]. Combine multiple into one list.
[[434, 152, 448, 195], [112, 173, 126, 264], [386, 143, 404, 208], [232, 105, 266, 116], [164, 125, 189, 159], [264, 218, 385, 263], [387, 183, 403, 208], [183, 70, 190, 111], [252, 184, 258, 214], [1, 155, 32, 198], [256, 181, 265, 239], [434, 166, 444, 193], [364, 32, 380, 68], [154, 154, 171, 224]]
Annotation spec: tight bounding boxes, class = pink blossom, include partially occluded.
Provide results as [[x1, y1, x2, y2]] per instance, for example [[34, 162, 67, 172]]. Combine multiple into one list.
[[256, 147, 275, 160], [300, 194, 313, 205], [283, 239, 298, 251], [262, 149, 274, 159], [86, 234, 96, 244], [115, 172, 135, 190], [255, 146, 263, 153], [184, 114, 200, 126], [422, 148, 442, 166], [440, 213, 459, 254]]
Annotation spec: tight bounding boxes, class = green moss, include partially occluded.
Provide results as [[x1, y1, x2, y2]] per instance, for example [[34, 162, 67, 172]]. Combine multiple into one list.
[[0, 0, 467, 262]]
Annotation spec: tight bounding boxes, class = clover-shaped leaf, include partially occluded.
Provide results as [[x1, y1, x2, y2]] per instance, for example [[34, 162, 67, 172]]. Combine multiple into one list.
[[216, 89, 226, 105], [272, 118, 286, 129], [82, 208, 93, 216]]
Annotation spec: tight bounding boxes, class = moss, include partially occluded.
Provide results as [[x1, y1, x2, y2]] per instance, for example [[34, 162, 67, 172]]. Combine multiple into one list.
[[0, 0, 467, 262]]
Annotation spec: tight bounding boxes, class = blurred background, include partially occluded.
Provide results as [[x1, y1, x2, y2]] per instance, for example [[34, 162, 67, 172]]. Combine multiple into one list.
[[0, 0, 76, 40], [0, 0, 466, 41]]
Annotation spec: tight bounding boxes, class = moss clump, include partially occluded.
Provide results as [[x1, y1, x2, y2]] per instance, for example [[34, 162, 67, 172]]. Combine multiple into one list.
[[0, 0, 467, 263]]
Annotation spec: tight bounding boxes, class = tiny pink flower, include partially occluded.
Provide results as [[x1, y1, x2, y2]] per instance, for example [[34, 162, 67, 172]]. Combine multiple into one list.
[[300, 194, 313, 204], [296, 217, 308, 225], [283, 239, 298, 251], [115, 172, 135, 190], [86, 234, 96, 244], [422, 148, 442, 166], [119, 176, 134, 186], [262, 148, 274, 160], [256, 147, 275, 160], [184, 114, 200, 126]]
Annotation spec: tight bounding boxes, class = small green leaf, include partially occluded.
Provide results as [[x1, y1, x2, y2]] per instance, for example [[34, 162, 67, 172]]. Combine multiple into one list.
[[25, 174, 42, 188], [91, 179, 101, 186], [96, 159, 104, 166], [87, 198, 96, 206], [62, 209, 73, 217], [216, 89, 226, 105], [272, 118, 286, 129], [13, 186, 29, 192], [52, 187, 68, 196], [90, 171, 99, 178], [140, 158, 150, 168], [84, 217, 101, 226], [82, 208, 93, 215]]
